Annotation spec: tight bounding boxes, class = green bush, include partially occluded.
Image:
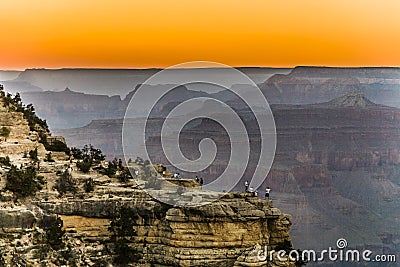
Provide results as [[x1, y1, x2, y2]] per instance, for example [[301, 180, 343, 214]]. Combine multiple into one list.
[[5, 165, 40, 198], [45, 140, 68, 153], [82, 144, 105, 164], [118, 167, 132, 183], [134, 156, 144, 165], [69, 147, 84, 160], [45, 152, 55, 162], [72, 145, 105, 173], [53, 171, 77, 196], [84, 178, 95, 193], [0, 126, 10, 141], [0, 156, 11, 166], [46, 216, 65, 249], [76, 159, 91, 173], [29, 148, 38, 161], [0, 249, 6, 267], [103, 163, 117, 178], [37, 175, 46, 186], [108, 207, 141, 265]]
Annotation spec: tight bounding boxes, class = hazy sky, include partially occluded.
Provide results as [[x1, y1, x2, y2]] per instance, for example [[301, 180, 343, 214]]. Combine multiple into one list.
[[1, 0, 399, 69]]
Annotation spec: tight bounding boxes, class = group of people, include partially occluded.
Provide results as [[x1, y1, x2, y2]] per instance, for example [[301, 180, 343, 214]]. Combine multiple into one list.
[[195, 176, 204, 186], [173, 173, 204, 186], [244, 180, 271, 200], [111, 158, 124, 170]]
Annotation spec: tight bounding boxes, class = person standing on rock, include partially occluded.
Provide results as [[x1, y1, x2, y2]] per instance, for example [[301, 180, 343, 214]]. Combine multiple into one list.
[[195, 175, 199, 183], [199, 177, 204, 189], [67, 165, 73, 175], [248, 187, 254, 194], [245, 180, 249, 192], [265, 187, 271, 200]]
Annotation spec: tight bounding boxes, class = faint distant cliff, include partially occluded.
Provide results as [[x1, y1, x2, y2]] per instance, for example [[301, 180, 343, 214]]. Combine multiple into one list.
[[6, 67, 400, 130], [20, 85, 210, 129], [21, 88, 125, 129], [259, 66, 400, 106], [7, 67, 286, 96]]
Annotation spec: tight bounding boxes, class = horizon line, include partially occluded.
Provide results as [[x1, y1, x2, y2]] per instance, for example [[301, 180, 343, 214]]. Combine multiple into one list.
[[2, 65, 400, 72]]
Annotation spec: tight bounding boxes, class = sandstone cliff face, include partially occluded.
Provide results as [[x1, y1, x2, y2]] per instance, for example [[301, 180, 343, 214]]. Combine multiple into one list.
[[0, 99, 47, 160], [29, 191, 293, 267], [0, 187, 295, 266], [0, 95, 295, 266]]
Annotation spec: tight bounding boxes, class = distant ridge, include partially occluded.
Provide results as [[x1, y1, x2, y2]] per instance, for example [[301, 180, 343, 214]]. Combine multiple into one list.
[[290, 66, 400, 78], [326, 90, 376, 108]]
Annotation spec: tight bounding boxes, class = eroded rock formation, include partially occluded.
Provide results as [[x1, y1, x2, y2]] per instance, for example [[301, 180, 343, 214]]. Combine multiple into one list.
[[0, 92, 295, 266]]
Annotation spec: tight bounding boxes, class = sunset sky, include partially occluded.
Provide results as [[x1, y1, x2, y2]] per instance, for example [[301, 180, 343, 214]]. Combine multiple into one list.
[[1, 0, 399, 70]]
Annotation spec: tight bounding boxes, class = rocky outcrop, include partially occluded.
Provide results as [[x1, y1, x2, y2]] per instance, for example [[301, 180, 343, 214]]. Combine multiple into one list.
[[325, 90, 375, 108], [0, 93, 295, 266], [31, 191, 293, 267], [0, 206, 40, 229], [0, 99, 47, 159], [0, 187, 294, 266]]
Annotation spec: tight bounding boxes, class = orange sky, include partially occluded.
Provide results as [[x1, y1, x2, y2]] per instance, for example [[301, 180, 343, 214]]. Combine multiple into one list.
[[0, 0, 399, 70]]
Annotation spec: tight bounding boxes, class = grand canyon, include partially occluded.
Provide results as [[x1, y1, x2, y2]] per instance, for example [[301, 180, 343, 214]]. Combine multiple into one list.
[[1, 67, 399, 266]]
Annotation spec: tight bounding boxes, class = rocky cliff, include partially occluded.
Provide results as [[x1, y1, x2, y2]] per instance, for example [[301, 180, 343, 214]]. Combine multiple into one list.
[[0, 99, 47, 160], [0, 188, 295, 266], [55, 91, 400, 256], [0, 90, 295, 266], [260, 66, 400, 107], [30, 192, 293, 267]]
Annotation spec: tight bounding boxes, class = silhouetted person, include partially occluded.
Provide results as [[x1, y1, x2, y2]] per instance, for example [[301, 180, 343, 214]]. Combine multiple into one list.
[[265, 187, 271, 200], [200, 177, 204, 188], [245, 180, 249, 192], [118, 158, 123, 170], [195, 175, 199, 183]]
